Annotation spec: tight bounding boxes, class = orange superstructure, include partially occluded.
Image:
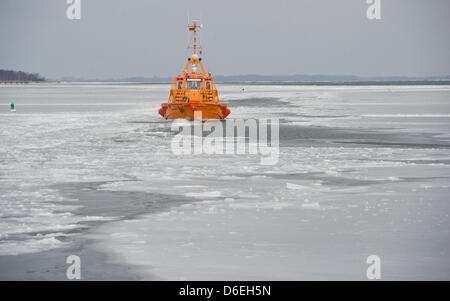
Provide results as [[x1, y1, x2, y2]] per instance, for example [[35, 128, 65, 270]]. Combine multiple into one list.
[[158, 21, 230, 120]]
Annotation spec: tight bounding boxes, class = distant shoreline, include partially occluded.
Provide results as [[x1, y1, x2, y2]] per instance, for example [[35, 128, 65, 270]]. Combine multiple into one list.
[[3, 69, 449, 85], [2, 79, 450, 86], [57, 74, 450, 84], [5, 80, 449, 86], [0, 80, 58, 84], [217, 80, 450, 86]]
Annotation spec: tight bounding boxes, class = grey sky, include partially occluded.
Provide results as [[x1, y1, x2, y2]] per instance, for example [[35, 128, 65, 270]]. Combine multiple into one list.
[[1, 0, 449, 79]]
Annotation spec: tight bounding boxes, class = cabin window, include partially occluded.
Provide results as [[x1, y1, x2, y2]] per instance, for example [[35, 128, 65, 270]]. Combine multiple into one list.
[[177, 81, 183, 89], [186, 79, 202, 90], [205, 81, 211, 90]]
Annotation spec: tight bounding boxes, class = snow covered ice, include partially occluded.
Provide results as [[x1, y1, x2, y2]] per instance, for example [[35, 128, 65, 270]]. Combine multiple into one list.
[[1, 83, 450, 279]]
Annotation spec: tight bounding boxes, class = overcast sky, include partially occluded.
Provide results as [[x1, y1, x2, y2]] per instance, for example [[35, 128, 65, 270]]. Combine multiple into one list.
[[1, 0, 449, 79]]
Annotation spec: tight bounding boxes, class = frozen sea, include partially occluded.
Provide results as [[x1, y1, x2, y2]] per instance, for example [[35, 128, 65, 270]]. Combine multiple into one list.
[[0, 83, 449, 280]]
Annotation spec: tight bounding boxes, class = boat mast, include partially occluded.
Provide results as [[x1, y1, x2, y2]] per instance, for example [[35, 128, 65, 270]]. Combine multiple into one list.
[[188, 20, 202, 55]]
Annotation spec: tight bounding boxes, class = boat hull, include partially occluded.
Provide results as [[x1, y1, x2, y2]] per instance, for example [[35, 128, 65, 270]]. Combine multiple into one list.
[[159, 102, 230, 120]]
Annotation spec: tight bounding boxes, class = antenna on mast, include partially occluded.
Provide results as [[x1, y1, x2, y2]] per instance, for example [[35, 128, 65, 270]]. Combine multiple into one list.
[[186, 10, 190, 49]]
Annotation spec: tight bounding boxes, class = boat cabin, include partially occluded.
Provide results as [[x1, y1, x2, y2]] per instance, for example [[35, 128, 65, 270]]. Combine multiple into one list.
[[168, 54, 219, 104]]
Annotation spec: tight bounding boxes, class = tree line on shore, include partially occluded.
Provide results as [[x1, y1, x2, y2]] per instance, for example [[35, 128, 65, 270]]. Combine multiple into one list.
[[0, 69, 46, 82]]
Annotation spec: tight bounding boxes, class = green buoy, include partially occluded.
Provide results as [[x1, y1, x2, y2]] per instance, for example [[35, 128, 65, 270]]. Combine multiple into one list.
[[10, 102, 16, 112]]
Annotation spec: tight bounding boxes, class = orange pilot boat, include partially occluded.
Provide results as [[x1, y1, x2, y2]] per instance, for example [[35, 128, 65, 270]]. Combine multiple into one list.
[[159, 20, 230, 120]]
